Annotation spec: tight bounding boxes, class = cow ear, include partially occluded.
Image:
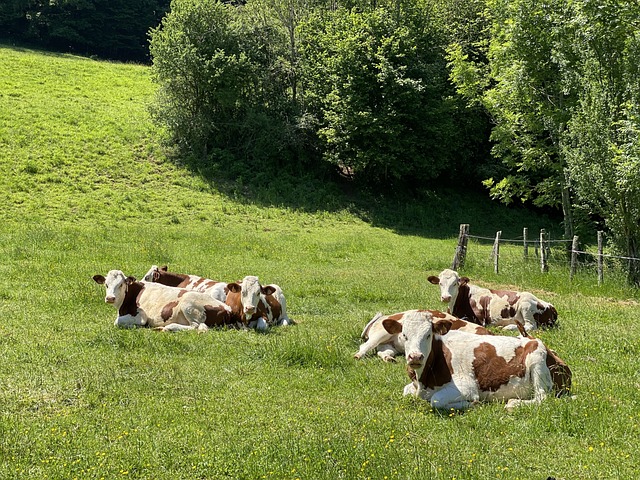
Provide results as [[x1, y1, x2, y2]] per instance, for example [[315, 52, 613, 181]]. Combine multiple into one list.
[[126, 276, 137, 284], [433, 319, 453, 336], [261, 285, 276, 296], [93, 275, 106, 284], [459, 277, 470, 286], [381, 318, 403, 335], [226, 282, 241, 293], [160, 266, 168, 271], [427, 275, 440, 285]]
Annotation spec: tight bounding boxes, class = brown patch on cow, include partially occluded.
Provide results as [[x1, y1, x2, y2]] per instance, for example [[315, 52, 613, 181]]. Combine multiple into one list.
[[471, 295, 492, 325], [161, 301, 179, 321], [546, 348, 572, 396], [154, 269, 189, 287], [450, 318, 492, 335], [203, 280, 218, 289], [534, 303, 558, 327], [191, 277, 207, 289], [491, 290, 520, 306], [500, 305, 517, 318], [262, 294, 281, 321], [452, 283, 482, 324], [224, 291, 244, 323], [388, 312, 405, 321], [417, 339, 453, 389], [432, 319, 453, 336], [177, 289, 188, 298], [472, 340, 539, 392], [119, 281, 145, 318], [429, 310, 447, 319], [204, 305, 232, 327]]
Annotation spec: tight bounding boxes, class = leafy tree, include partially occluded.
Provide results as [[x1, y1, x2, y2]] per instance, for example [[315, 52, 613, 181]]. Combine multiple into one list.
[[448, 0, 578, 239], [298, 3, 456, 185], [564, 0, 640, 284], [149, 0, 304, 168]]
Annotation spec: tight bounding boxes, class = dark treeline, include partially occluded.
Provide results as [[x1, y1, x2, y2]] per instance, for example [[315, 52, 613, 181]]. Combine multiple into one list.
[[3, 0, 638, 283], [0, 0, 170, 62]]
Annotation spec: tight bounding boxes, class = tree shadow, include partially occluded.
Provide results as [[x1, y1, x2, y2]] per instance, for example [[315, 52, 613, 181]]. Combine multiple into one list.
[[180, 153, 561, 241]]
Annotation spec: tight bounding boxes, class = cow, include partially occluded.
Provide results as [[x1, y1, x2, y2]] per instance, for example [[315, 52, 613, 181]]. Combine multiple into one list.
[[381, 311, 571, 410], [354, 309, 492, 362], [225, 275, 292, 331], [427, 269, 558, 331], [143, 265, 227, 302], [93, 270, 233, 332]]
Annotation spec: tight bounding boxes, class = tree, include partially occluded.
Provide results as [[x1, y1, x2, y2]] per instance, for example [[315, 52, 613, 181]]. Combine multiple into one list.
[[448, 0, 578, 239], [149, 0, 300, 165], [298, 2, 457, 185], [564, 0, 640, 284]]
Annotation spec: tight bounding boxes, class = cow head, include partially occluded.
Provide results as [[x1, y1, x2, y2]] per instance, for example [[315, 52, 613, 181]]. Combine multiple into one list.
[[93, 270, 136, 307], [226, 275, 276, 321], [428, 269, 468, 305], [142, 265, 168, 282], [382, 311, 452, 370]]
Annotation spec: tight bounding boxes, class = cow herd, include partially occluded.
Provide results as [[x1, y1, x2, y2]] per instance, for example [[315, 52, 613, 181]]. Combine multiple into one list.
[[93, 266, 571, 411]]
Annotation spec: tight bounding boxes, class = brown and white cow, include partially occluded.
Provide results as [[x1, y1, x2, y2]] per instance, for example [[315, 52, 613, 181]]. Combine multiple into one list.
[[93, 270, 233, 332], [354, 309, 491, 362], [225, 275, 292, 331], [143, 265, 227, 302], [428, 269, 558, 331], [381, 311, 571, 410]]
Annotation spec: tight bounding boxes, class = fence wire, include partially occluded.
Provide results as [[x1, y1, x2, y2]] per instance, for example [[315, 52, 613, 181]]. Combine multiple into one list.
[[459, 233, 639, 282]]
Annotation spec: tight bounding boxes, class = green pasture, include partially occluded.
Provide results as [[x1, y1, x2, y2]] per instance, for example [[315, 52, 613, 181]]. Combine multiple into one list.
[[1, 44, 639, 479]]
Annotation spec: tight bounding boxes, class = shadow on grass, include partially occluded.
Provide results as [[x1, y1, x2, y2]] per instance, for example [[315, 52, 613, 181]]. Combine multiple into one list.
[[180, 153, 561, 241]]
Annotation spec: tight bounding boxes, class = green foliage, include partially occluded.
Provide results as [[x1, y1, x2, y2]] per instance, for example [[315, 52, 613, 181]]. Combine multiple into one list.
[[149, 0, 307, 169], [0, 0, 170, 61], [299, 4, 456, 185], [564, 0, 640, 284]]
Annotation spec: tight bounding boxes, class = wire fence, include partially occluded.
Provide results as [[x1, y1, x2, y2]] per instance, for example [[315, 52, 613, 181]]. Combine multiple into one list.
[[451, 224, 640, 286]]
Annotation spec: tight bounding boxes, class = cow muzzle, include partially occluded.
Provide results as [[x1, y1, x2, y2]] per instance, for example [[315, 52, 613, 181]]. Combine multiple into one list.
[[406, 352, 425, 369], [441, 295, 451, 303], [105, 296, 116, 304]]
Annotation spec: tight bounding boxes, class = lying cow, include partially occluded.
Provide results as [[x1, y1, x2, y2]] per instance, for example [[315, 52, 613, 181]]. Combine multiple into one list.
[[354, 309, 491, 362], [428, 269, 557, 331], [93, 270, 233, 332], [381, 311, 570, 410], [225, 275, 292, 331], [143, 265, 227, 302]]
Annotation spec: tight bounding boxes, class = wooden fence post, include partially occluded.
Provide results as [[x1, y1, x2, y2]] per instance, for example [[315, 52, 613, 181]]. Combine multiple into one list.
[[540, 229, 548, 273], [451, 224, 469, 271], [523, 227, 528, 259], [570, 235, 579, 280], [597, 231, 604, 286], [493, 231, 502, 274]]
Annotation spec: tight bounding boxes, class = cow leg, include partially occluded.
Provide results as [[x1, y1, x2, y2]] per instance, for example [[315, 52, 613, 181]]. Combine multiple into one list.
[[376, 343, 400, 362], [354, 330, 395, 360], [159, 323, 198, 332], [429, 383, 474, 410], [505, 355, 553, 410], [114, 314, 145, 328], [248, 317, 269, 331]]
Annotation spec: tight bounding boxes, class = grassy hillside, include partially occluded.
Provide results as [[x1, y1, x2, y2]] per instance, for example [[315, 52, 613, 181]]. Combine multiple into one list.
[[1, 44, 639, 480]]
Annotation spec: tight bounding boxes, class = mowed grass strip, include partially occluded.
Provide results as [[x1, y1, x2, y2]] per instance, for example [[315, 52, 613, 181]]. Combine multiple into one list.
[[1, 44, 639, 479]]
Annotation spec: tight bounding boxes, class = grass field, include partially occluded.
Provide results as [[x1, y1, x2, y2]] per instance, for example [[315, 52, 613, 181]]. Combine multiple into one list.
[[1, 44, 640, 479]]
